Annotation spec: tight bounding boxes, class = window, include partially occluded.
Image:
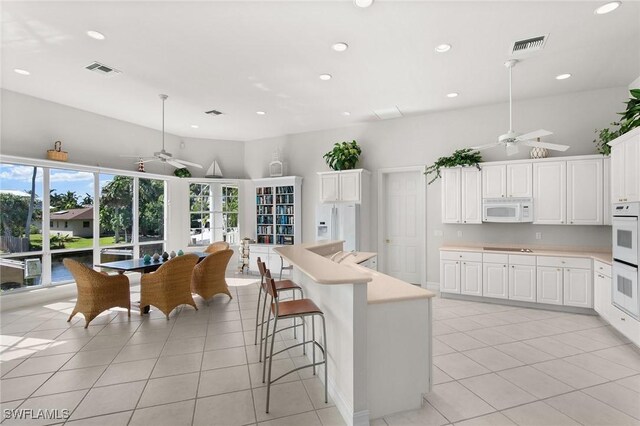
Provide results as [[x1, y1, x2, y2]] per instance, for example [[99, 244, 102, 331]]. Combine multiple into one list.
[[99, 174, 133, 245], [139, 178, 166, 256], [83, 221, 90, 228], [64, 221, 68, 228], [189, 182, 239, 246], [50, 221, 53, 227]]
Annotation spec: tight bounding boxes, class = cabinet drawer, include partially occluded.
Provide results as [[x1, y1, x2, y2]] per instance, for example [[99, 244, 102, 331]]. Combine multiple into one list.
[[483, 253, 508, 263], [441, 251, 482, 262], [536, 256, 591, 269], [594, 260, 612, 277], [509, 254, 536, 266], [607, 306, 640, 346]]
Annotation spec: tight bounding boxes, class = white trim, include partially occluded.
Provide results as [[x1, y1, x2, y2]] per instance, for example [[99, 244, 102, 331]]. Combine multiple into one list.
[[377, 166, 427, 286], [478, 153, 607, 166]]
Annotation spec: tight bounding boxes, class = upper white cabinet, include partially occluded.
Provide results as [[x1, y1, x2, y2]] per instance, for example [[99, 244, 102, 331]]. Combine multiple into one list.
[[610, 128, 640, 203], [482, 164, 531, 199], [567, 159, 603, 225], [533, 161, 566, 224], [318, 169, 369, 203], [604, 158, 611, 226], [441, 167, 481, 224]]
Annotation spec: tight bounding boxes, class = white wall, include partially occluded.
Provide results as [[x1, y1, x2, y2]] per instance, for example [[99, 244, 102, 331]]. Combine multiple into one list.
[[245, 86, 628, 284], [0, 89, 245, 179], [630, 76, 640, 89]]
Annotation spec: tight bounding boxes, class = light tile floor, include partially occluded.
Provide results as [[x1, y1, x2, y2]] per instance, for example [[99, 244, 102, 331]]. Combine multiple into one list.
[[1, 277, 639, 426]]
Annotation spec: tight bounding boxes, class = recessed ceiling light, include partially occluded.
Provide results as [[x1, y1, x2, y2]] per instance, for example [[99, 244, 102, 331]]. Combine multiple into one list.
[[190, 124, 199, 129], [446, 92, 459, 98], [86, 30, 106, 40], [256, 111, 266, 115], [354, 0, 374, 8], [435, 44, 452, 53], [595, 1, 621, 15], [556, 73, 572, 80], [14, 68, 30, 76], [332, 42, 349, 52], [319, 74, 332, 81], [342, 112, 351, 116]]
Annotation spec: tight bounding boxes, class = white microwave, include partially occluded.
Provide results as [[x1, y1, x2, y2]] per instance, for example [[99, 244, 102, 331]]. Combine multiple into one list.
[[483, 198, 533, 223]]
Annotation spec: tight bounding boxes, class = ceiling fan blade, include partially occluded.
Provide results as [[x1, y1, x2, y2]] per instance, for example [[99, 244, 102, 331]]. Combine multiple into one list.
[[470, 142, 501, 151], [138, 158, 161, 163], [521, 140, 570, 151], [516, 129, 553, 141], [121, 155, 155, 159], [506, 144, 519, 156], [166, 160, 186, 168], [174, 159, 203, 168]]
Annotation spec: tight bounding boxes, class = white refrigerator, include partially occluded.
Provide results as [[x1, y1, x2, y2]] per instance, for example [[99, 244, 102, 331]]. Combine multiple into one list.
[[316, 203, 360, 252]]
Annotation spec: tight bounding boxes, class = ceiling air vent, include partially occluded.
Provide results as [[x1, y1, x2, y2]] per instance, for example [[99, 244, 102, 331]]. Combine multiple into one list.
[[374, 106, 403, 120], [205, 109, 223, 116], [510, 34, 548, 55], [85, 61, 121, 76]]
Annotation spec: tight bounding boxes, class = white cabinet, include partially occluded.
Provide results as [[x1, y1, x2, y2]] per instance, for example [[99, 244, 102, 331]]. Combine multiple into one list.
[[318, 169, 368, 203], [594, 269, 610, 315], [567, 159, 603, 225], [249, 244, 291, 277], [483, 262, 508, 299], [604, 158, 611, 226], [563, 268, 593, 308], [441, 168, 461, 224], [461, 261, 482, 296], [482, 164, 531, 199], [610, 129, 640, 203], [509, 264, 536, 302], [440, 259, 460, 293], [441, 167, 481, 224], [537, 267, 563, 305], [533, 161, 566, 224]]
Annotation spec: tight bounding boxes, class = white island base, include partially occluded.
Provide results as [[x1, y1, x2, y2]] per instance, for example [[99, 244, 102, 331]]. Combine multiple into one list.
[[275, 241, 434, 425]]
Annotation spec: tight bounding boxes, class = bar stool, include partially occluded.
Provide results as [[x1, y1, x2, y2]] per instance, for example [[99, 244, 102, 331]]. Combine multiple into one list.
[[279, 255, 293, 280], [254, 257, 305, 361], [261, 268, 328, 413]]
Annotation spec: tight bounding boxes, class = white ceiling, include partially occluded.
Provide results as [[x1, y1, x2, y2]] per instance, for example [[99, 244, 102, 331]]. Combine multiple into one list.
[[2, 1, 638, 142]]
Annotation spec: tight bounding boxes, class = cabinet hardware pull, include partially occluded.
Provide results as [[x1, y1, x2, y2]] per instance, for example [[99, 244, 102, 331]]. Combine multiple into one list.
[[621, 317, 626, 321]]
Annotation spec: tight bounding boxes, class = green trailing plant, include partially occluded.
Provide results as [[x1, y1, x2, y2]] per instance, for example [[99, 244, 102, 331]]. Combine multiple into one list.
[[593, 89, 640, 156], [425, 148, 482, 185], [323, 140, 362, 171], [173, 168, 192, 178]]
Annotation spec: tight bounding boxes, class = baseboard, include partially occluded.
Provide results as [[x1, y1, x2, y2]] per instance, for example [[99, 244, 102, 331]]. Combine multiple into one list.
[[424, 281, 440, 292], [441, 292, 597, 315]]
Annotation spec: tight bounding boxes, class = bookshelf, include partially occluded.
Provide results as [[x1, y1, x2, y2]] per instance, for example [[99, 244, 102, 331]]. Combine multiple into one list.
[[253, 176, 302, 245]]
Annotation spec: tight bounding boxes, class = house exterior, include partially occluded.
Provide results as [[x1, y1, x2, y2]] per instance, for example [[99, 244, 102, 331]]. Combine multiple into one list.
[[50, 207, 93, 238]]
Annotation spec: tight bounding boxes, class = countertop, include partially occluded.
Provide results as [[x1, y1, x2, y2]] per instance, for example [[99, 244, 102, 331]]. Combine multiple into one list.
[[344, 264, 435, 304], [440, 244, 612, 265]]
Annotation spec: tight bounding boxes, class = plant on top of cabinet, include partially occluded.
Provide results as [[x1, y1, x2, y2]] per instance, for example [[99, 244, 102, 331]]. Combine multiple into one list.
[[425, 148, 482, 184], [174, 167, 192, 178], [593, 89, 640, 156], [323, 140, 361, 171]]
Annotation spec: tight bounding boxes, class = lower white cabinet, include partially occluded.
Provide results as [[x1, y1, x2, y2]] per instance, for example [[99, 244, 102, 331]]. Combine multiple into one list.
[[461, 261, 482, 296], [563, 268, 593, 308], [537, 267, 564, 305], [509, 264, 536, 302], [594, 269, 611, 315], [483, 262, 508, 299], [440, 259, 461, 293]]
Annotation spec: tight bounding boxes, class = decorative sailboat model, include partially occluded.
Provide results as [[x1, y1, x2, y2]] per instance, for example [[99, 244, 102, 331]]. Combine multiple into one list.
[[205, 160, 224, 178]]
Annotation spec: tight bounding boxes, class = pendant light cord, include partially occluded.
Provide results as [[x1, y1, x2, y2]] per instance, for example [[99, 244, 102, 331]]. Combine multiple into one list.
[[508, 64, 513, 133], [162, 96, 165, 151]]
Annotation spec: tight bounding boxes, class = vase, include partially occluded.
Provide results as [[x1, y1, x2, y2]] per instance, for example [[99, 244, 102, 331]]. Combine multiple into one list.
[[530, 147, 549, 159], [152, 253, 161, 262], [177, 249, 184, 256], [162, 251, 169, 261], [143, 254, 151, 264], [170, 250, 177, 259]]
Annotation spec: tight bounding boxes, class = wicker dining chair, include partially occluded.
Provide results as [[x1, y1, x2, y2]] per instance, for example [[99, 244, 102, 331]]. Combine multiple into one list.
[[63, 258, 131, 328], [140, 253, 199, 319], [204, 241, 230, 254], [191, 249, 234, 302]]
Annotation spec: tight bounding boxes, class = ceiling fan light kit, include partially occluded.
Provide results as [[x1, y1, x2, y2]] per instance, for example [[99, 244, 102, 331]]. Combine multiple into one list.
[[470, 59, 570, 156]]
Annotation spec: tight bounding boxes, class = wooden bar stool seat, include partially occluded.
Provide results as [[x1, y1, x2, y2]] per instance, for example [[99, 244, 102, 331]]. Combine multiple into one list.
[[274, 299, 322, 317]]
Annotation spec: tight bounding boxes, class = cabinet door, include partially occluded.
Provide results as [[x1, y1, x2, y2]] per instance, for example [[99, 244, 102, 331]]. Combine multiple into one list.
[[611, 144, 625, 203], [509, 264, 536, 302], [441, 168, 461, 224], [440, 260, 460, 293], [604, 157, 611, 226], [537, 266, 563, 305], [482, 165, 506, 199], [594, 271, 611, 315], [461, 168, 482, 224], [339, 171, 361, 203], [563, 268, 592, 308], [507, 163, 533, 198], [483, 262, 508, 299], [319, 173, 340, 203], [624, 140, 640, 202], [567, 159, 603, 225], [533, 161, 566, 224], [461, 261, 482, 296]]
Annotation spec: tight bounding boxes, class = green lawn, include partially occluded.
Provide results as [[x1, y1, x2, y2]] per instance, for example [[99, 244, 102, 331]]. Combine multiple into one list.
[[30, 234, 117, 250]]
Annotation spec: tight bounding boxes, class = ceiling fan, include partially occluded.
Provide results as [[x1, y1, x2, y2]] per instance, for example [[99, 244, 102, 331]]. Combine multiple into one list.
[[470, 59, 570, 156], [122, 94, 203, 169]]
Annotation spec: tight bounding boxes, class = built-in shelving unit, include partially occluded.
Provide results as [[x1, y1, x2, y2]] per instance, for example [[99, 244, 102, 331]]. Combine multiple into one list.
[[254, 176, 302, 245]]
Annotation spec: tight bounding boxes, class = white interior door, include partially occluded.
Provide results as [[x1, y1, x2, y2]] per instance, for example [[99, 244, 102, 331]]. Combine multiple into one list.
[[383, 171, 423, 284]]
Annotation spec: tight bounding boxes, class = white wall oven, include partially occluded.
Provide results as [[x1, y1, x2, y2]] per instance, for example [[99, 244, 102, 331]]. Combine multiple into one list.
[[612, 203, 640, 320]]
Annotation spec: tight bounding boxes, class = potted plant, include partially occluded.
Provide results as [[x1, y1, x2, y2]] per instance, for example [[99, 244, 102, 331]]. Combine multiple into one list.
[[425, 148, 483, 185], [593, 89, 640, 155], [323, 140, 362, 171], [174, 167, 191, 178]]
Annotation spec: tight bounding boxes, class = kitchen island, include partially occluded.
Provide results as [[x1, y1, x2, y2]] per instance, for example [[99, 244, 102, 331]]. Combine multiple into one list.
[[275, 241, 434, 425]]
